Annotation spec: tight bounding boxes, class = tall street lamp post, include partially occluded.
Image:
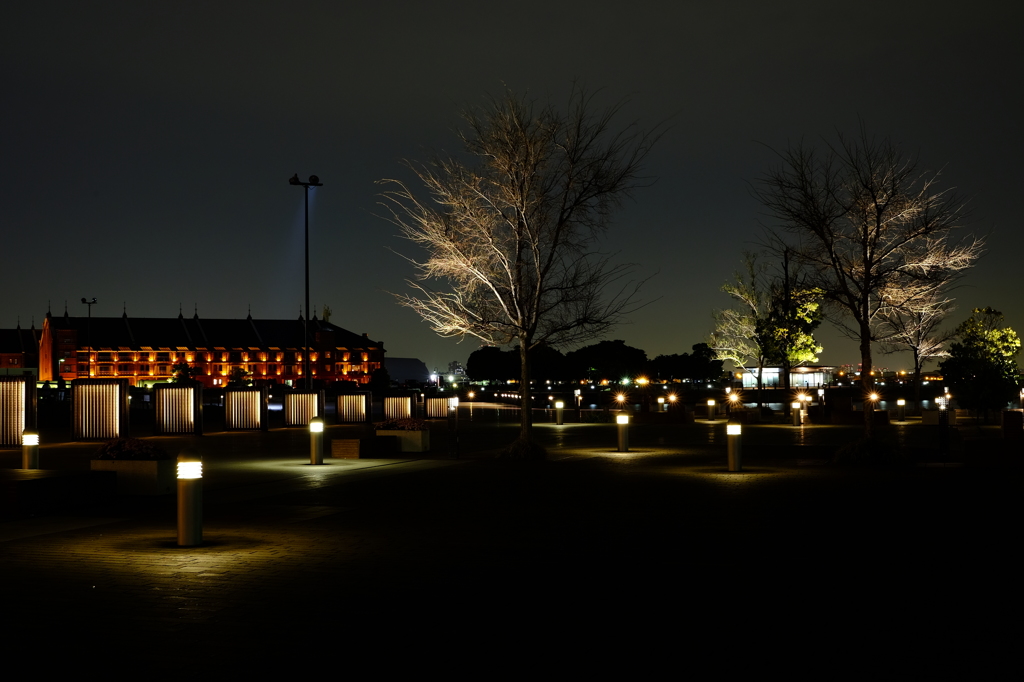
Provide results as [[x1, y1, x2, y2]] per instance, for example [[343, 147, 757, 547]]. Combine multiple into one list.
[[289, 174, 323, 391]]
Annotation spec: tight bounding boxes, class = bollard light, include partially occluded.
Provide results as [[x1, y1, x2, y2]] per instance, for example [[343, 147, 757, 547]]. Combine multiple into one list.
[[448, 396, 460, 459], [707, 399, 716, 422], [22, 430, 39, 470], [555, 400, 565, 426], [309, 416, 324, 465], [792, 402, 802, 426], [896, 398, 906, 422], [616, 413, 630, 452], [727, 423, 742, 472], [177, 453, 203, 547]]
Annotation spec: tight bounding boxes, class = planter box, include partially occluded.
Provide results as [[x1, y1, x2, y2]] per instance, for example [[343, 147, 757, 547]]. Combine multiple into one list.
[[376, 429, 430, 453], [331, 438, 365, 459], [90, 459, 175, 495]]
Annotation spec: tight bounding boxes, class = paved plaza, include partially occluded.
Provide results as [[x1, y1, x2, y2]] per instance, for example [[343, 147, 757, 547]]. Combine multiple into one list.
[[1, 409, 1019, 672]]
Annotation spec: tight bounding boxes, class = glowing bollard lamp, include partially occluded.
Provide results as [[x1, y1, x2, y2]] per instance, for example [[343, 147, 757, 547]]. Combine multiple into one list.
[[555, 400, 565, 426], [177, 454, 203, 547], [448, 397, 460, 459], [792, 402, 802, 426], [897, 399, 906, 422], [22, 430, 39, 470], [309, 417, 325, 465], [707, 399, 716, 422], [616, 414, 630, 452], [727, 423, 742, 472]]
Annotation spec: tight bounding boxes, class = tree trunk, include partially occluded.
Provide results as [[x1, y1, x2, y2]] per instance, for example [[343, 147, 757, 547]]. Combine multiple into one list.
[[518, 341, 533, 443], [782, 357, 792, 416], [503, 340, 547, 459], [912, 348, 922, 412], [860, 323, 874, 436]]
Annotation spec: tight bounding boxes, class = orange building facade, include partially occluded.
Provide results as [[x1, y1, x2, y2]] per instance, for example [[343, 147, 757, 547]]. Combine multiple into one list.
[[38, 310, 385, 388]]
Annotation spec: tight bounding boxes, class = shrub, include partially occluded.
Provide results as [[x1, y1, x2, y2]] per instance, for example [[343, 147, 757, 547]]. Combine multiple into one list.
[[94, 438, 170, 460], [373, 418, 427, 431]]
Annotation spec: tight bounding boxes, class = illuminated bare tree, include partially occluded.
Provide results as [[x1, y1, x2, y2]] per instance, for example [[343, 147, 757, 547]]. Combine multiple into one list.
[[757, 128, 982, 433], [710, 254, 774, 407], [379, 89, 658, 458], [880, 289, 954, 405], [711, 251, 822, 409]]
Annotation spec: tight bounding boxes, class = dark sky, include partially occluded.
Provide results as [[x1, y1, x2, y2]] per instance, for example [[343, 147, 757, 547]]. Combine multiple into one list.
[[3, 2, 1021, 373]]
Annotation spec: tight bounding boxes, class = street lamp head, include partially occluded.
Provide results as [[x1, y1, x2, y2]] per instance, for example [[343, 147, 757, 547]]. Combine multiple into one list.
[[289, 173, 301, 185], [308, 175, 321, 186]]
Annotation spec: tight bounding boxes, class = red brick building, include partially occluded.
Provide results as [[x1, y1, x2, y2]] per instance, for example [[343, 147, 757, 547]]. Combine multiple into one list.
[[38, 310, 385, 388]]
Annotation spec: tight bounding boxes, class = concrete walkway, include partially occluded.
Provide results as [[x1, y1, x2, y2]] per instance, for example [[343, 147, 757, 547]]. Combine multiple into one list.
[[0, 417, 1018, 672]]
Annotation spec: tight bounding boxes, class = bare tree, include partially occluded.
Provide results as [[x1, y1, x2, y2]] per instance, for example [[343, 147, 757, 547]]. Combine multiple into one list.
[[880, 290, 954, 406], [379, 89, 659, 458], [756, 128, 982, 434]]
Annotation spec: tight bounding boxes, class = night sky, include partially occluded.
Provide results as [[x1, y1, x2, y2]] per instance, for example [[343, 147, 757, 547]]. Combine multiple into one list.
[[3, 2, 1021, 373]]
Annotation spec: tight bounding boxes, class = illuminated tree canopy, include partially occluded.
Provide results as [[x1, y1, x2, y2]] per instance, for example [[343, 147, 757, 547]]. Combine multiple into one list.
[[379, 88, 659, 457], [757, 128, 982, 433], [940, 307, 1021, 413]]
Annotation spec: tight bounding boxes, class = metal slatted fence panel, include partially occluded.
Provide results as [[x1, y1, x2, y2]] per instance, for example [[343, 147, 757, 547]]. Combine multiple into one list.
[[156, 386, 194, 434], [285, 393, 319, 426], [74, 383, 121, 440], [337, 394, 367, 423], [425, 397, 450, 418], [0, 378, 26, 446], [225, 390, 262, 430], [384, 396, 412, 420]]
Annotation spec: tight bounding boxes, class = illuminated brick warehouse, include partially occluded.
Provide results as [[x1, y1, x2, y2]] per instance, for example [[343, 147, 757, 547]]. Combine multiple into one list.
[[37, 309, 385, 388]]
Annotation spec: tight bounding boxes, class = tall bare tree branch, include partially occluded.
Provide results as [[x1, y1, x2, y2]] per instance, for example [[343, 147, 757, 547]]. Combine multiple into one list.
[[378, 88, 660, 457], [757, 127, 983, 435]]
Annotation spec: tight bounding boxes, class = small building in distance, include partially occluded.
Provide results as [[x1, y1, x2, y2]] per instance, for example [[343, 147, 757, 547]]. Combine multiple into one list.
[[37, 309, 385, 388], [734, 365, 837, 389]]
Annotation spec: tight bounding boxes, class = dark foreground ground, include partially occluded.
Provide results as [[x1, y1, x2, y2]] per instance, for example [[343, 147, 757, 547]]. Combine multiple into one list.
[[1, 408, 1020, 673]]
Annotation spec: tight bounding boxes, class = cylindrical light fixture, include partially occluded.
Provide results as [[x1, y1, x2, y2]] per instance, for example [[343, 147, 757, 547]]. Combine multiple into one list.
[[309, 416, 324, 465], [22, 430, 39, 470], [616, 413, 630, 452], [177, 453, 203, 547], [727, 423, 742, 472]]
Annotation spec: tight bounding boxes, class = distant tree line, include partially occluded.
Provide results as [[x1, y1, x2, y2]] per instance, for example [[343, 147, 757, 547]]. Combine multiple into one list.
[[466, 340, 723, 384]]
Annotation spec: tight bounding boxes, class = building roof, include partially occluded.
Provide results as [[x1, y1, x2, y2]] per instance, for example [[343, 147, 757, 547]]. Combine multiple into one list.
[[46, 312, 384, 352], [0, 325, 40, 354]]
